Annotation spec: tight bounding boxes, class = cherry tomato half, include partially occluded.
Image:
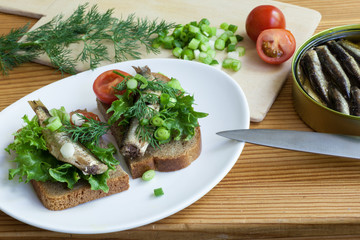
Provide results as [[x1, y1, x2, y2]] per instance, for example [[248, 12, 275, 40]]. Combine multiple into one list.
[[93, 69, 131, 104], [70, 110, 101, 126], [256, 29, 296, 64], [246, 5, 286, 42]]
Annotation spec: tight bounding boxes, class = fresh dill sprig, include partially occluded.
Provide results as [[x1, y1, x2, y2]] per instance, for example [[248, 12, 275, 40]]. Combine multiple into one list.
[[0, 23, 40, 75], [0, 3, 176, 75], [62, 115, 110, 145]]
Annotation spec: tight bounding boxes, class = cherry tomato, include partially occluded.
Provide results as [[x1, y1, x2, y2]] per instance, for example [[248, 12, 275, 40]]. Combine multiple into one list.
[[246, 5, 286, 42], [93, 69, 131, 104], [256, 29, 296, 64], [70, 110, 101, 125]]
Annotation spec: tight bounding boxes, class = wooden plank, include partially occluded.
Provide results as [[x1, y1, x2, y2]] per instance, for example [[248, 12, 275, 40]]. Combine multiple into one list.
[[2, 0, 360, 238]]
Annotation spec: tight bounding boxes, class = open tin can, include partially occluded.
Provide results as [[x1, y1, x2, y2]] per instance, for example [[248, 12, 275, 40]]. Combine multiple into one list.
[[292, 24, 360, 135]]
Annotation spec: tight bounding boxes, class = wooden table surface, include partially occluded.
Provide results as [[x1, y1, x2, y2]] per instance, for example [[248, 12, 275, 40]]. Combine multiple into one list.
[[1, 0, 360, 239]]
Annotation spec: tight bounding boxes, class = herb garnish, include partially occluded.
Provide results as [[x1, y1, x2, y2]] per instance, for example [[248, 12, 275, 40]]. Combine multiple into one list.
[[107, 71, 208, 148], [0, 3, 175, 75], [62, 114, 110, 145]]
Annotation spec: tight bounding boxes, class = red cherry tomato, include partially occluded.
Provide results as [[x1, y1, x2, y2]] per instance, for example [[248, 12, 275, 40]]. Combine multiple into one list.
[[70, 110, 101, 125], [256, 29, 296, 64], [93, 69, 131, 104], [246, 5, 286, 42]]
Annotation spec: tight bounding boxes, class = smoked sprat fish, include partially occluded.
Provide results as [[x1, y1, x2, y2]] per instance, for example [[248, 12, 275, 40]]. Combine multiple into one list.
[[120, 66, 161, 159], [300, 49, 330, 104], [326, 40, 360, 87], [350, 86, 360, 116], [338, 39, 360, 64], [315, 45, 351, 99], [28, 100, 108, 175], [299, 38, 360, 117]]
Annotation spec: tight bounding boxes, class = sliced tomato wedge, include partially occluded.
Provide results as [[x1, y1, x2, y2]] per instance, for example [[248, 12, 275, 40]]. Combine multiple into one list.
[[93, 69, 131, 104], [256, 29, 296, 64]]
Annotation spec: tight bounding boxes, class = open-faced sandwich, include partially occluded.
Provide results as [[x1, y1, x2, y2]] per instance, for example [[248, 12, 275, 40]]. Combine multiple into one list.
[[6, 100, 129, 210], [95, 65, 208, 178]]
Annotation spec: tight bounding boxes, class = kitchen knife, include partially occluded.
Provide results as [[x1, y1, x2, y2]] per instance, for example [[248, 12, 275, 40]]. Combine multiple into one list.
[[216, 129, 360, 159]]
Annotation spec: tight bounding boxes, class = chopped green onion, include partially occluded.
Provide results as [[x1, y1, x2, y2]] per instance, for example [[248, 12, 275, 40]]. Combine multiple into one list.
[[134, 74, 148, 89], [188, 38, 200, 50], [181, 48, 195, 60], [126, 78, 138, 90], [173, 39, 183, 48], [210, 59, 219, 65], [142, 170, 155, 181], [199, 52, 212, 65], [46, 116, 62, 131], [167, 78, 184, 91], [215, 38, 225, 50], [236, 46, 246, 56], [229, 36, 237, 45], [236, 34, 244, 42], [189, 25, 200, 34], [154, 187, 164, 197], [210, 27, 217, 37], [154, 127, 170, 141], [200, 42, 210, 52], [162, 35, 174, 49], [151, 116, 164, 127], [200, 24, 212, 37], [222, 58, 241, 72], [220, 22, 229, 30], [227, 44, 236, 52], [199, 18, 210, 26], [153, 19, 244, 72], [228, 24, 238, 33], [172, 47, 183, 58], [207, 49, 216, 58], [219, 32, 229, 42], [195, 32, 208, 43], [140, 118, 149, 126]]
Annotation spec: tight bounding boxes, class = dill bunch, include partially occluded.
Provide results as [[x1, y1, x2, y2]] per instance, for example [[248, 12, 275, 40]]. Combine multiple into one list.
[[62, 116, 110, 145], [0, 3, 176, 75]]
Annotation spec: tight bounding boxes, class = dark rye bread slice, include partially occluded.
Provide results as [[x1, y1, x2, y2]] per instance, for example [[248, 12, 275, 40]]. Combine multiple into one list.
[[96, 72, 202, 179], [31, 165, 129, 211]]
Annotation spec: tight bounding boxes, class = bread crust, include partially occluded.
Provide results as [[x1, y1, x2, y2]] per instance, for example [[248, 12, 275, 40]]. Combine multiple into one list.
[[96, 72, 202, 179], [31, 165, 129, 211]]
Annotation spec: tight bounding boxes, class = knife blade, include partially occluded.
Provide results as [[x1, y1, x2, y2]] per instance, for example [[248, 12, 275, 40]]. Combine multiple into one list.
[[216, 129, 360, 159]]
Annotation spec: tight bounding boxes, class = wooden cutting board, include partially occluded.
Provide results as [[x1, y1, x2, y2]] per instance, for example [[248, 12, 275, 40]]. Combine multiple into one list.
[[0, 0, 321, 122]]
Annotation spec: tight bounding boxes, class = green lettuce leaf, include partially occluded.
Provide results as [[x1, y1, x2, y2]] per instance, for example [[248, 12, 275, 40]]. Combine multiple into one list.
[[6, 110, 119, 193], [106, 96, 130, 124], [85, 142, 118, 170], [8, 149, 58, 183], [83, 169, 110, 193], [49, 163, 80, 189]]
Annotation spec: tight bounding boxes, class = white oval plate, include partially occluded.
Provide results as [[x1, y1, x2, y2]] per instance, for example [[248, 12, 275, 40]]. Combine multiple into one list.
[[0, 59, 249, 234]]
